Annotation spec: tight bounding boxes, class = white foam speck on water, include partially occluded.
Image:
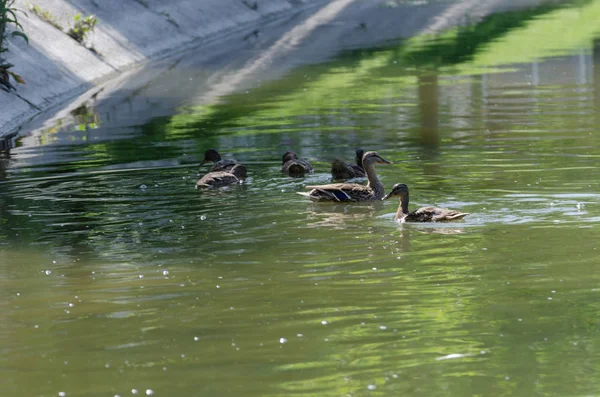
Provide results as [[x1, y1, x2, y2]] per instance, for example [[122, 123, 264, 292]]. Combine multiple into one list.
[[140, 185, 147, 189], [435, 353, 470, 361], [194, 336, 199, 341], [58, 392, 66, 397], [131, 389, 138, 395], [145, 390, 154, 396], [45, 270, 52, 275], [279, 337, 287, 344], [138, 275, 144, 279], [379, 325, 387, 330], [162, 270, 169, 276], [297, 333, 303, 337], [200, 215, 207, 220], [321, 320, 328, 325], [367, 384, 376, 390]]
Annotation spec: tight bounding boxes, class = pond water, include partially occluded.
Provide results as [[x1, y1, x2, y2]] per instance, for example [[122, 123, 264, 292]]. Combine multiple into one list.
[[2, 2, 600, 397]]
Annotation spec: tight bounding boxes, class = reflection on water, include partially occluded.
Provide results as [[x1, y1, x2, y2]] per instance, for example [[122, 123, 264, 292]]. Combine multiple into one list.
[[3, 2, 600, 396]]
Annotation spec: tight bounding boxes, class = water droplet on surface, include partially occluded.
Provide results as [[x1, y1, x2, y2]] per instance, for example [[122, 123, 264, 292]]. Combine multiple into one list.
[[367, 384, 376, 390], [279, 337, 287, 344]]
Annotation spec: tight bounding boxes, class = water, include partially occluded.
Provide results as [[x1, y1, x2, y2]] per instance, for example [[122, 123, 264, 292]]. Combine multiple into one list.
[[3, 2, 600, 396]]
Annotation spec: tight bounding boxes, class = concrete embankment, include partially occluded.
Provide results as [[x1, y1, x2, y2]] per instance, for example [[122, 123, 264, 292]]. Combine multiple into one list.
[[1, 0, 549, 137], [0, 0, 325, 134]]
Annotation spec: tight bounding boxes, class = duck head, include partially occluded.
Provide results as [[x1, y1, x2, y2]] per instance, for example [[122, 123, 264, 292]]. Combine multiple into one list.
[[201, 149, 222, 165]]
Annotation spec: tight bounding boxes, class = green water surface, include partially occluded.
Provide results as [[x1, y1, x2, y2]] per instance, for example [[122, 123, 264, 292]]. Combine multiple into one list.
[[2, 2, 600, 396]]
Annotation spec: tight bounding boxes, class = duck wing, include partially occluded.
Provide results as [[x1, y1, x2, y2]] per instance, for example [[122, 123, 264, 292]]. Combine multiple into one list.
[[282, 159, 313, 176], [210, 159, 238, 172], [196, 171, 239, 188], [331, 159, 365, 180], [299, 183, 375, 202], [406, 206, 470, 222]]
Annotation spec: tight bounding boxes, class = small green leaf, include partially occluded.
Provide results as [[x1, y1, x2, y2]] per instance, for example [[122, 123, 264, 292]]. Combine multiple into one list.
[[11, 31, 29, 44]]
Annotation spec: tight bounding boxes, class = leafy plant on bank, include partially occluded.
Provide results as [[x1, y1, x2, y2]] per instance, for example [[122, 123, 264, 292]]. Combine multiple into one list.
[[29, 4, 63, 31], [0, 0, 28, 91], [67, 13, 96, 45]]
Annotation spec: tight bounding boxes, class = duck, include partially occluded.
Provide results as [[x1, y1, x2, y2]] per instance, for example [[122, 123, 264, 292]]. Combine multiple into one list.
[[200, 149, 240, 172], [298, 151, 391, 202], [281, 151, 313, 177], [383, 183, 470, 222], [196, 164, 247, 188], [331, 149, 366, 180]]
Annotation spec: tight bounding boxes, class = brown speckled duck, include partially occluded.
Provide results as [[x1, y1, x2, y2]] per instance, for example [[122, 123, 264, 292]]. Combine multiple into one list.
[[331, 149, 366, 180], [201, 149, 240, 172], [383, 183, 470, 222], [196, 164, 247, 188], [281, 151, 313, 177], [298, 151, 391, 202]]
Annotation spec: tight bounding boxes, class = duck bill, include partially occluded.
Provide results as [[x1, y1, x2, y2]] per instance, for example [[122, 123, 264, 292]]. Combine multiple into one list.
[[378, 157, 392, 165], [382, 192, 393, 200]]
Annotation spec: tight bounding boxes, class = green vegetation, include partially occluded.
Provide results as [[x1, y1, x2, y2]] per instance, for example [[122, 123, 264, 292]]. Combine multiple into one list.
[[67, 13, 97, 45], [0, 0, 28, 91], [29, 4, 63, 31]]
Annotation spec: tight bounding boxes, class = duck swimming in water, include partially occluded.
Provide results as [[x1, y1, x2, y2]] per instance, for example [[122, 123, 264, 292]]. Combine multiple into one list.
[[298, 151, 391, 202], [383, 183, 470, 222], [331, 149, 366, 180], [196, 164, 247, 188], [281, 151, 313, 177], [201, 149, 240, 172]]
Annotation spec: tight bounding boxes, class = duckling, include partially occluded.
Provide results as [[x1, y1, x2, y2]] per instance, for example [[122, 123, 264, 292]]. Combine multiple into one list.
[[331, 149, 366, 180], [200, 149, 240, 172], [196, 164, 247, 188], [281, 151, 313, 177], [383, 183, 470, 222], [298, 151, 391, 202]]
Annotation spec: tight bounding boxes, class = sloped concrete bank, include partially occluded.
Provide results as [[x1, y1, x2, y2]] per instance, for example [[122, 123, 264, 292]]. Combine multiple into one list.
[[0, 0, 325, 135], [1, 0, 553, 138]]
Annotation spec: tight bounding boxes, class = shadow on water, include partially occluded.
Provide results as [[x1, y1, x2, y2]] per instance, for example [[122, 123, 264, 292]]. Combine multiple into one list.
[[3, 1, 600, 397]]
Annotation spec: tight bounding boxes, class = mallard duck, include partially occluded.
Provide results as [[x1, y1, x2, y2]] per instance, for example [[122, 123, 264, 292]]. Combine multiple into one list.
[[383, 183, 470, 222], [298, 151, 391, 202], [196, 164, 247, 188], [201, 149, 239, 172], [331, 149, 366, 180], [281, 151, 313, 177]]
